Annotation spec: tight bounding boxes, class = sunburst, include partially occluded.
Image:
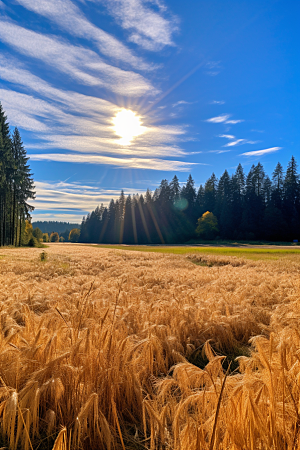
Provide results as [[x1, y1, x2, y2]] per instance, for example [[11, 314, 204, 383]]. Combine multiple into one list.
[[113, 109, 145, 145]]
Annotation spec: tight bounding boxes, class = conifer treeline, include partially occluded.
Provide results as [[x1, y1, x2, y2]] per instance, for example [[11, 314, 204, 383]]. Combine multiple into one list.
[[0, 103, 35, 246], [80, 157, 300, 244]]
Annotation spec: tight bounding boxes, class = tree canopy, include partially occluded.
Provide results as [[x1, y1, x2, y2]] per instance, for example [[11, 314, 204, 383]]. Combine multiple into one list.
[[196, 211, 219, 240]]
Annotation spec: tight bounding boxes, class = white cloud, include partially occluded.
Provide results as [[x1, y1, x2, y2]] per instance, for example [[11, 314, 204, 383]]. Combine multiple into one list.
[[0, 20, 156, 96], [211, 100, 225, 105], [206, 114, 244, 124], [0, 88, 61, 131], [33, 180, 126, 211], [206, 114, 231, 123], [224, 139, 245, 147], [219, 134, 235, 139], [172, 100, 191, 108], [99, 0, 178, 51], [218, 131, 260, 148], [209, 150, 230, 154], [0, 55, 120, 117], [204, 61, 221, 76], [219, 135, 259, 147], [29, 153, 195, 171], [225, 119, 244, 124], [14, 0, 151, 71], [240, 147, 282, 157]]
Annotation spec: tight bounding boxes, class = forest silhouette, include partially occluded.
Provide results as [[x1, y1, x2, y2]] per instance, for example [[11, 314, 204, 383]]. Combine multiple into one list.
[[80, 157, 300, 244]]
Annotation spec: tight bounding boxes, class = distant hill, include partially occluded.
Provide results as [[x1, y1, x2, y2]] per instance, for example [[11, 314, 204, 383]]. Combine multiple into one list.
[[32, 221, 81, 235]]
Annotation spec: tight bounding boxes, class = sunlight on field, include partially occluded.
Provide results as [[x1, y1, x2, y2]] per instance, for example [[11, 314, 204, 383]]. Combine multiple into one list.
[[0, 244, 300, 449], [93, 243, 300, 260]]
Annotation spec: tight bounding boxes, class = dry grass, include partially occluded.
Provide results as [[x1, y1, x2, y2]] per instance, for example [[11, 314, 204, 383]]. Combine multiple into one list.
[[0, 244, 300, 449]]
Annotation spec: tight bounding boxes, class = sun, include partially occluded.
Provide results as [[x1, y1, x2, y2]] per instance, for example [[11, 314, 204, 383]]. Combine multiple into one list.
[[113, 109, 145, 145]]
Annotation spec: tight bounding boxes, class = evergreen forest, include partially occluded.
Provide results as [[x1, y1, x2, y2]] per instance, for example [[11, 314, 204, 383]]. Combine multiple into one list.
[[32, 221, 81, 236], [80, 157, 300, 244], [0, 103, 35, 246]]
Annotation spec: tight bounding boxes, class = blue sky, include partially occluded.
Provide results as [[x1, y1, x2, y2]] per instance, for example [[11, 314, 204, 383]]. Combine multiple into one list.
[[0, 0, 299, 222]]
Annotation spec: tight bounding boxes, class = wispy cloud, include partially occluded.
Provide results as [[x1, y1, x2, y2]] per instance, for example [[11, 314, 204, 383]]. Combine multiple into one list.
[[206, 114, 231, 123], [99, 0, 178, 51], [219, 134, 235, 139], [224, 139, 246, 147], [209, 150, 230, 154], [206, 114, 243, 124], [219, 133, 259, 147], [211, 100, 225, 105], [29, 153, 195, 171], [204, 61, 221, 76], [14, 0, 151, 70], [0, 20, 156, 96], [172, 100, 191, 108], [240, 147, 281, 156], [0, 54, 120, 115], [226, 119, 244, 124]]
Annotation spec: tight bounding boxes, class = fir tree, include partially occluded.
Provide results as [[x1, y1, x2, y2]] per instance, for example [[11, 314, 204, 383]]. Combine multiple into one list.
[[0, 104, 35, 247]]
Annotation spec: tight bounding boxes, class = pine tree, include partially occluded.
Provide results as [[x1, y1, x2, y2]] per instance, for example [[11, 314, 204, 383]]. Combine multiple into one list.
[[11, 128, 35, 246], [169, 175, 181, 203], [123, 195, 136, 244], [231, 164, 245, 238], [216, 170, 233, 238], [203, 173, 217, 213], [181, 174, 197, 225], [0, 105, 35, 247], [271, 162, 284, 210], [196, 185, 204, 212], [0, 103, 13, 246], [283, 156, 300, 238]]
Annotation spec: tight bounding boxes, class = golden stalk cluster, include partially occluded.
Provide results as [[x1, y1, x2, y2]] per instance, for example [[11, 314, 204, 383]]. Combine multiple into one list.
[[0, 245, 300, 449]]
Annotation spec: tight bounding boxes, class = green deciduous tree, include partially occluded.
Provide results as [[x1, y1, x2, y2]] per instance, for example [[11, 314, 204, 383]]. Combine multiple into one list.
[[196, 211, 219, 240], [69, 228, 80, 243], [50, 232, 59, 242], [42, 233, 49, 242], [33, 227, 43, 241]]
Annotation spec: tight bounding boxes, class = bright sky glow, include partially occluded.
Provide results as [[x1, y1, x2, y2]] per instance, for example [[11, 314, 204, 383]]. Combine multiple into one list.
[[113, 109, 145, 145]]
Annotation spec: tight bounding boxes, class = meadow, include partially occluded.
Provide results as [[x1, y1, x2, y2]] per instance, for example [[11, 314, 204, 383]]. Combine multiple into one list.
[[0, 243, 300, 449], [93, 243, 300, 260]]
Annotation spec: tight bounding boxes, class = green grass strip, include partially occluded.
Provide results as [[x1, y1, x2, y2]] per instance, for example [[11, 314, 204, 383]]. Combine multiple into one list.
[[88, 244, 300, 260]]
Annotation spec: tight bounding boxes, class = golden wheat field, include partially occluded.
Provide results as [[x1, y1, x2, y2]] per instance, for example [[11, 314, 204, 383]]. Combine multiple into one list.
[[1, 244, 300, 450]]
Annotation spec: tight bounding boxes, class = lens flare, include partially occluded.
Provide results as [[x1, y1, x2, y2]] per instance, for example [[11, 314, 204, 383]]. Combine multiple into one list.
[[113, 109, 145, 145]]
